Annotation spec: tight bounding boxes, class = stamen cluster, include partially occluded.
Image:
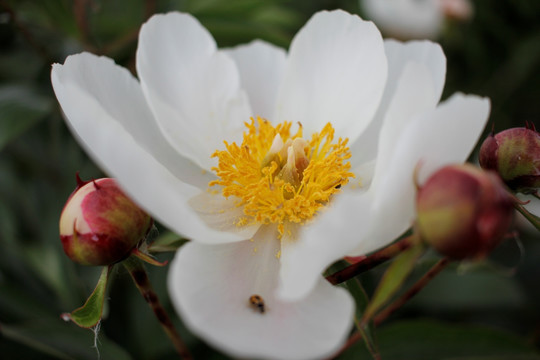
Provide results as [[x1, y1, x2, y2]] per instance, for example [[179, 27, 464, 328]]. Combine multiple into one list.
[[210, 117, 354, 237]]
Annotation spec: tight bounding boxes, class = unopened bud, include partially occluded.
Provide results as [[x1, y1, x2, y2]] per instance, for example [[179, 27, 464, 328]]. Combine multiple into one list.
[[479, 125, 540, 194], [59, 176, 152, 266], [416, 164, 514, 260]]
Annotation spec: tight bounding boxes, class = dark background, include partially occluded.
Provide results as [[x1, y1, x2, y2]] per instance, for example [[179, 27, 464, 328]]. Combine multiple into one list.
[[0, 0, 539, 359]]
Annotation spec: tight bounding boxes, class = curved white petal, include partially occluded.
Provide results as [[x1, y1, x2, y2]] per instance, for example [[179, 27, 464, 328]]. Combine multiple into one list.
[[350, 39, 446, 167], [352, 93, 490, 255], [52, 53, 246, 244], [136, 12, 252, 171], [278, 45, 445, 301], [169, 226, 354, 360], [223, 40, 287, 121], [275, 10, 387, 142], [279, 94, 489, 297], [53, 53, 212, 188], [369, 61, 439, 195], [384, 40, 447, 102], [277, 194, 373, 301]]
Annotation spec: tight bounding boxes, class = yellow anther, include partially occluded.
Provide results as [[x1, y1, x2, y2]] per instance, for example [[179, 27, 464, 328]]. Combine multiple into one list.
[[210, 116, 354, 237]]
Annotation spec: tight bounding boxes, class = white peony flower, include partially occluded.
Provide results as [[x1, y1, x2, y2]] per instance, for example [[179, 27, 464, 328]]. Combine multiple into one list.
[[361, 0, 473, 40], [51, 9, 489, 360]]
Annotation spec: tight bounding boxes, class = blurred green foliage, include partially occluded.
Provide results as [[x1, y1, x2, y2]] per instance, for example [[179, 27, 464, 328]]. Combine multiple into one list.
[[0, 0, 539, 359]]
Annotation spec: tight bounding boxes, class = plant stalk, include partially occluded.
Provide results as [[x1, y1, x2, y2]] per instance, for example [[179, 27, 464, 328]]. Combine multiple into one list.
[[326, 235, 417, 285], [123, 256, 192, 360]]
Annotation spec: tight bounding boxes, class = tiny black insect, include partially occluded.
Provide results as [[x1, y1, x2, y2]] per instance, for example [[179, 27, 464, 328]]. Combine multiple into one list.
[[249, 294, 265, 313]]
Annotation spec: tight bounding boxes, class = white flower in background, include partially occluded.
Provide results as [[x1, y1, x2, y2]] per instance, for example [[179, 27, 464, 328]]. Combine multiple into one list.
[[51, 9, 489, 360], [361, 0, 473, 40]]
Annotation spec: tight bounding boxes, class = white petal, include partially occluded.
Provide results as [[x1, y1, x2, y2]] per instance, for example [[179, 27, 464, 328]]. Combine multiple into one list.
[[369, 61, 439, 195], [136, 12, 252, 171], [53, 53, 211, 188], [384, 40, 446, 103], [188, 192, 261, 238], [275, 10, 387, 142], [277, 196, 373, 301], [355, 93, 490, 255], [279, 94, 489, 292], [52, 53, 247, 244], [350, 39, 446, 167], [224, 40, 287, 121], [169, 226, 354, 360]]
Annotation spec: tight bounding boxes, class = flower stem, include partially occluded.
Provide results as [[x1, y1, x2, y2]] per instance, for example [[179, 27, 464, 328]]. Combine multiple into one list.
[[325, 235, 417, 285], [73, 0, 92, 49], [515, 203, 540, 231], [123, 256, 192, 360], [373, 257, 450, 326]]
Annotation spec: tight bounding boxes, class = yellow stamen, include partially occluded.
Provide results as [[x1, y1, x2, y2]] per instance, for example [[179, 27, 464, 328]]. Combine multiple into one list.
[[210, 116, 354, 237]]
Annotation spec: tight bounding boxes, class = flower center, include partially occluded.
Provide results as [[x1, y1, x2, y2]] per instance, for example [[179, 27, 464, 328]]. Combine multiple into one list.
[[210, 117, 354, 237]]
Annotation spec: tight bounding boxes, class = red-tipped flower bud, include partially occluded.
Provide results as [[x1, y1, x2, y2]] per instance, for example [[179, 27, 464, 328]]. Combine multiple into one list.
[[416, 164, 514, 260], [479, 125, 540, 194], [60, 177, 152, 266]]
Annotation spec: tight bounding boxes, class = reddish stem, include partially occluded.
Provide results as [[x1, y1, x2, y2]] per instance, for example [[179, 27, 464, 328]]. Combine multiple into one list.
[[326, 235, 416, 285], [123, 257, 192, 360], [144, 0, 157, 19], [73, 0, 92, 48]]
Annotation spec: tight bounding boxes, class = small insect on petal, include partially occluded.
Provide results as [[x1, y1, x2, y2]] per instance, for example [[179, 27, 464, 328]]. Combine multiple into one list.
[[248, 294, 265, 314]]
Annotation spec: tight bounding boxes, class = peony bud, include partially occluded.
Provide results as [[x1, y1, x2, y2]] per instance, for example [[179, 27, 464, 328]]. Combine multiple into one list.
[[60, 176, 152, 266], [416, 164, 514, 260], [479, 125, 540, 194]]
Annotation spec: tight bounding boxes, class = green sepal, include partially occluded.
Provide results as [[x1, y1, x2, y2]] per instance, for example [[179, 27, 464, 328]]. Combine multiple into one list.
[[131, 248, 168, 267], [61, 265, 112, 328], [147, 231, 187, 253], [362, 242, 425, 323], [515, 202, 540, 231]]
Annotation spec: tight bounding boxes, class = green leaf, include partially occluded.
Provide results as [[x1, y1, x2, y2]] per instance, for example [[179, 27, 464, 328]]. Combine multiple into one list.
[[341, 320, 540, 360], [344, 278, 380, 359], [64, 266, 111, 328], [0, 85, 52, 150], [362, 243, 424, 322], [1, 319, 132, 360]]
